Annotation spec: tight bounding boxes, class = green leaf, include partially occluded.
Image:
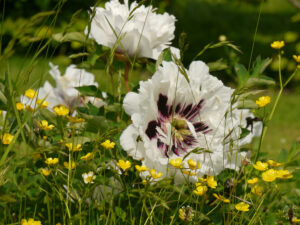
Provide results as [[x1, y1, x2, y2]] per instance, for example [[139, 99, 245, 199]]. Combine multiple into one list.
[[52, 32, 87, 43], [235, 64, 249, 87], [239, 127, 251, 139], [156, 48, 172, 69], [75, 85, 98, 96], [237, 99, 258, 109], [68, 52, 89, 59], [208, 59, 228, 72], [278, 149, 288, 163], [244, 77, 275, 88], [251, 56, 272, 77]]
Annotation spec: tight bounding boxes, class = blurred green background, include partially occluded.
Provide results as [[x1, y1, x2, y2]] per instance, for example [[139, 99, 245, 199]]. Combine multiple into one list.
[[0, 0, 300, 157]]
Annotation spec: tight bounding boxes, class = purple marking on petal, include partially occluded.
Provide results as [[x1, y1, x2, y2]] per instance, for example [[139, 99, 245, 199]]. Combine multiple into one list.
[[175, 104, 181, 113], [157, 139, 164, 149], [193, 122, 209, 132], [186, 99, 204, 120], [168, 104, 173, 116], [157, 94, 169, 117], [145, 120, 159, 139], [171, 145, 180, 156], [181, 104, 192, 117]]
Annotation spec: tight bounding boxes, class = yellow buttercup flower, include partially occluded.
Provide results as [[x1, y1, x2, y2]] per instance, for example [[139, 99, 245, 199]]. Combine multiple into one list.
[[45, 157, 59, 165], [170, 158, 184, 168], [150, 169, 163, 179], [270, 41, 285, 50], [1, 133, 14, 145], [276, 169, 293, 179], [80, 152, 94, 161], [21, 218, 42, 225], [65, 143, 82, 152], [53, 105, 69, 116], [293, 55, 300, 63], [207, 176, 217, 189], [67, 116, 85, 123], [135, 165, 149, 172], [38, 120, 55, 130], [41, 168, 51, 176], [16, 102, 24, 111], [298, 65, 300, 69], [25, 89, 37, 99], [187, 159, 200, 170], [292, 218, 300, 223], [247, 177, 259, 185], [101, 139, 115, 149], [117, 160, 131, 171], [213, 193, 230, 203], [267, 160, 282, 167], [36, 99, 49, 109], [253, 161, 268, 171], [262, 169, 277, 182], [251, 185, 263, 196], [256, 96, 271, 108], [182, 170, 196, 176], [193, 185, 208, 196], [64, 161, 76, 170], [235, 202, 250, 212]]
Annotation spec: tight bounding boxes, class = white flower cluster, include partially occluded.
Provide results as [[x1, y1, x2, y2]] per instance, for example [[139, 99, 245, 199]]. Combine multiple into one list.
[[120, 61, 261, 183]]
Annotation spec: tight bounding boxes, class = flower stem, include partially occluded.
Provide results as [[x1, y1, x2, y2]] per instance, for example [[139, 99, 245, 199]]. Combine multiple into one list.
[[124, 61, 131, 92]]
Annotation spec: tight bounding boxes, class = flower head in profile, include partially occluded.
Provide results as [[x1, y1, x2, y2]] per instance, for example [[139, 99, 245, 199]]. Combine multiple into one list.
[[256, 96, 271, 108], [247, 177, 259, 185], [207, 176, 217, 189], [64, 161, 76, 170], [21, 218, 42, 225], [253, 161, 268, 171], [41, 168, 51, 176], [117, 159, 131, 171], [86, 0, 176, 60], [1, 133, 14, 145], [101, 139, 115, 149], [251, 185, 263, 196], [150, 169, 163, 179], [135, 165, 149, 172], [38, 120, 55, 131], [45, 157, 59, 165], [179, 206, 194, 222], [270, 41, 285, 50], [120, 61, 261, 183], [170, 158, 184, 168], [293, 55, 300, 63], [82, 171, 96, 184], [276, 169, 293, 179], [53, 105, 69, 116], [193, 185, 208, 196], [65, 143, 82, 152], [235, 202, 250, 212], [67, 116, 85, 123], [267, 160, 282, 167], [262, 169, 277, 182], [213, 193, 230, 203], [80, 152, 94, 161], [36, 99, 49, 109]]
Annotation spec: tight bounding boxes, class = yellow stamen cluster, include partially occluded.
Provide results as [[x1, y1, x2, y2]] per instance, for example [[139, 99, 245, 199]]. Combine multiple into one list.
[[256, 96, 271, 108]]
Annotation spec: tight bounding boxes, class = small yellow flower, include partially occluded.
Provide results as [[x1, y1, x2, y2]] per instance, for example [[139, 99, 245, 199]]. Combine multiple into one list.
[[26, 105, 34, 113], [267, 160, 282, 167], [80, 152, 94, 161], [117, 160, 131, 171], [36, 99, 49, 109], [1, 133, 14, 145], [43, 136, 47, 140], [182, 170, 196, 176], [67, 115, 85, 123], [178, 206, 194, 222], [235, 202, 250, 212], [276, 169, 293, 179], [213, 193, 230, 203], [262, 169, 277, 182], [25, 89, 37, 99], [101, 139, 115, 149], [21, 218, 42, 225], [170, 158, 184, 168], [253, 161, 269, 171], [256, 96, 271, 108], [251, 185, 264, 196], [293, 55, 300, 63], [292, 218, 300, 223], [45, 157, 59, 165], [207, 176, 217, 189], [247, 177, 259, 185], [142, 179, 147, 185], [135, 165, 149, 172], [38, 120, 55, 130], [150, 169, 163, 179], [16, 102, 24, 111], [64, 161, 76, 170], [298, 65, 300, 69], [193, 185, 208, 196], [53, 105, 69, 116], [65, 143, 82, 152], [41, 168, 51, 176], [187, 159, 200, 170], [270, 41, 285, 50]]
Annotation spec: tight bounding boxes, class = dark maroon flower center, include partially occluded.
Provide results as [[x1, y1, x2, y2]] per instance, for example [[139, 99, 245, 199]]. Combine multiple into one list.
[[145, 94, 210, 157]]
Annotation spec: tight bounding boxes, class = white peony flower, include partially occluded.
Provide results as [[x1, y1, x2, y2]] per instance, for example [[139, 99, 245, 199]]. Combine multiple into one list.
[[86, 0, 176, 60], [120, 61, 261, 183], [21, 63, 105, 110], [82, 171, 96, 184]]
